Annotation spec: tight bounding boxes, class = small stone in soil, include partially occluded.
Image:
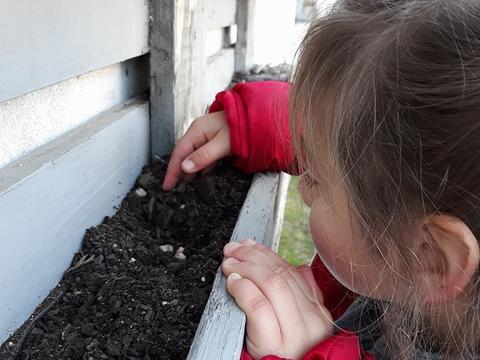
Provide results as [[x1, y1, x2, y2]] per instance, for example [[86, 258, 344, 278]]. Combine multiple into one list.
[[135, 188, 147, 197], [175, 247, 187, 260], [81, 323, 95, 336], [137, 172, 156, 188], [160, 244, 173, 252]]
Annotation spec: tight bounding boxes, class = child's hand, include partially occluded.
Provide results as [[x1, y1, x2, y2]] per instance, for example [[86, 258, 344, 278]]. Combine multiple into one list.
[[162, 111, 231, 191], [222, 239, 334, 360]]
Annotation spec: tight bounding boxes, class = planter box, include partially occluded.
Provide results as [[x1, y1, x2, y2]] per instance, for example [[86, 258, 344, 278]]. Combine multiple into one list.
[[187, 171, 289, 360], [0, 97, 289, 359]]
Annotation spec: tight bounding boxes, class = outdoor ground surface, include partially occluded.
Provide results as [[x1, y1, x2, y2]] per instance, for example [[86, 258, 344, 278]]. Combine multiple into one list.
[[1, 160, 250, 360], [278, 177, 316, 266]]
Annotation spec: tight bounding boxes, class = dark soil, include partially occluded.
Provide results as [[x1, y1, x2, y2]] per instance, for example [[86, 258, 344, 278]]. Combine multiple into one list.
[[0, 159, 251, 360]]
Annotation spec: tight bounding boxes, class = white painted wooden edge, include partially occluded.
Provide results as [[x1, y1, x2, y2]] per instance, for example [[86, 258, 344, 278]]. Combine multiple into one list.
[[0, 99, 150, 343], [187, 172, 280, 360], [270, 172, 291, 252]]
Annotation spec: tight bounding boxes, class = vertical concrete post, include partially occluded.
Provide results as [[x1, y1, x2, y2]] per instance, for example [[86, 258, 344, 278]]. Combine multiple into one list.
[[150, 0, 207, 157], [235, 0, 255, 73]]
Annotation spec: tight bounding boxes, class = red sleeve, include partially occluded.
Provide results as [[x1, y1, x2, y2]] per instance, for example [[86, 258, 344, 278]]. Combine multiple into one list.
[[310, 254, 356, 321], [240, 331, 376, 360], [209, 81, 295, 174]]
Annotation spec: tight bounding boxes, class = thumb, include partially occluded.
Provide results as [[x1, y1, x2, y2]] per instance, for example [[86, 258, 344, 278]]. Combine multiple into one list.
[[181, 132, 231, 173]]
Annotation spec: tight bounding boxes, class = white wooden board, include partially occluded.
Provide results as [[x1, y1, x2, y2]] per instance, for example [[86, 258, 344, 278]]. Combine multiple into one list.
[[0, 55, 149, 169], [205, 48, 235, 106], [0, 0, 149, 103], [187, 173, 281, 360], [0, 99, 150, 343], [204, 0, 236, 31]]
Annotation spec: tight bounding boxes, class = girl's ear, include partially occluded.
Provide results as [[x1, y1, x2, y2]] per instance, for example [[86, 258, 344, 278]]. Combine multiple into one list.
[[418, 215, 480, 304]]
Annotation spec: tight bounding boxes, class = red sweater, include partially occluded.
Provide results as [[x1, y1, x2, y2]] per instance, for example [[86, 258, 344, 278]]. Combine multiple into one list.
[[210, 81, 375, 360]]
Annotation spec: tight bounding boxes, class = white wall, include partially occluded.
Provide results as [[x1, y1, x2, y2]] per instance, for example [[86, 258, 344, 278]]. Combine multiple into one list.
[[252, 0, 340, 66], [252, 0, 298, 65]]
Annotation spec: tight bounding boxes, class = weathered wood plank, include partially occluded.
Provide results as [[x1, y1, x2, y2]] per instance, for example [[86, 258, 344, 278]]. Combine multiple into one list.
[[187, 173, 280, 360], [206, 26, 237, 57], [205, 48, 235, 106], [235, 0, 256, 72], [0, 99, 150, 343], [0, 55, 149, 169], [150, 0, 207, 157], [0, 0, 149, 103], [204, 0, 236, 31], [268, 172, 291, 252]]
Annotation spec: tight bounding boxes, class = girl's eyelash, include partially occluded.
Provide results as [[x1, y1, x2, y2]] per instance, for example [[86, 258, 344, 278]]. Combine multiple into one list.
[[302, 171, 319, 187]]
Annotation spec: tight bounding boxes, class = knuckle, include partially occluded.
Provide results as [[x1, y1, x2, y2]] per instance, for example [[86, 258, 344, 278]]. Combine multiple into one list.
[[266, 271, 289, 291], [253, 243, 268, 251], [190, 117, 202, 128], [271, 264, 289, 276], [192, 147, 211, 164], [248, 296, 270, 315]]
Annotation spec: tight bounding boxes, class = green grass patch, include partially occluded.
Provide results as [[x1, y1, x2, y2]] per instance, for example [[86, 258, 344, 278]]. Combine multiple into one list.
[[278, 177, 316, 266]]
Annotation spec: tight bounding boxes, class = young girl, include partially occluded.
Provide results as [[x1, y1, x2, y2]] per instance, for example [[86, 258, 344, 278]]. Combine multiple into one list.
[[163, 0, 480, 358]]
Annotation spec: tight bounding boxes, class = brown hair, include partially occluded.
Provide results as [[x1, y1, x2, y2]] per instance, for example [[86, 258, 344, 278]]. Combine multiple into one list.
[[291, 0, 480, 357]]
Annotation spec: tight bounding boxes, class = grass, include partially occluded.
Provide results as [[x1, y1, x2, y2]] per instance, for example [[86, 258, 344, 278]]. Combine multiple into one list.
[[278, 177, 316, 266]]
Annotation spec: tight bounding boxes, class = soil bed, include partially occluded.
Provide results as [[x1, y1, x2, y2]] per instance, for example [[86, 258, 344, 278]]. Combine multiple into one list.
[[1, 160, 251, 360]]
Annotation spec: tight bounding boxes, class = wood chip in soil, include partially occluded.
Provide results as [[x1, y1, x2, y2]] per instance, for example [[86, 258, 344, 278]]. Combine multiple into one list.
[[0, 160, 251, 360]]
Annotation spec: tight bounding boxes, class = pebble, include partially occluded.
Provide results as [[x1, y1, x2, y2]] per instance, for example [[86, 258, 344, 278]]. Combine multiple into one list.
[[138, 172, 156, 188], [113, 300, 122, 313], [86, 339, 99, 351], [175, 247, 186, 260], [81, 323, 95, 336], [176, 182, 187, 193], [106, 339, 122, 357], [144, 310, 155, 321], [201, 276, 206, 282], [160, 244, 174, 252], [122, 335, 133, 347], [135, 188, 147, 197], [161, 301, 168, 306], [129, 257, 136, 263]]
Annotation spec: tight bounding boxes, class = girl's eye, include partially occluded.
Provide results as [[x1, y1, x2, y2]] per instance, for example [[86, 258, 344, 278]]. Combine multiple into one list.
[[302, 171, 319, 188]]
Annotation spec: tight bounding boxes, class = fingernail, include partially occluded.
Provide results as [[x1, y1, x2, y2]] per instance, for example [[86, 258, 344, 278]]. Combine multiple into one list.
[[224, 242, 241, 253], [241, 238, 256, 246], [224, 257, 240, 265], [228, 273, 242, 281], [182, 159, 195, 172]]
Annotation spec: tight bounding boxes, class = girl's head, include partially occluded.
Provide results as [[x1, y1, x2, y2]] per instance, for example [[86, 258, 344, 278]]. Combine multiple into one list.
[[291, 0, 480, 355]]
